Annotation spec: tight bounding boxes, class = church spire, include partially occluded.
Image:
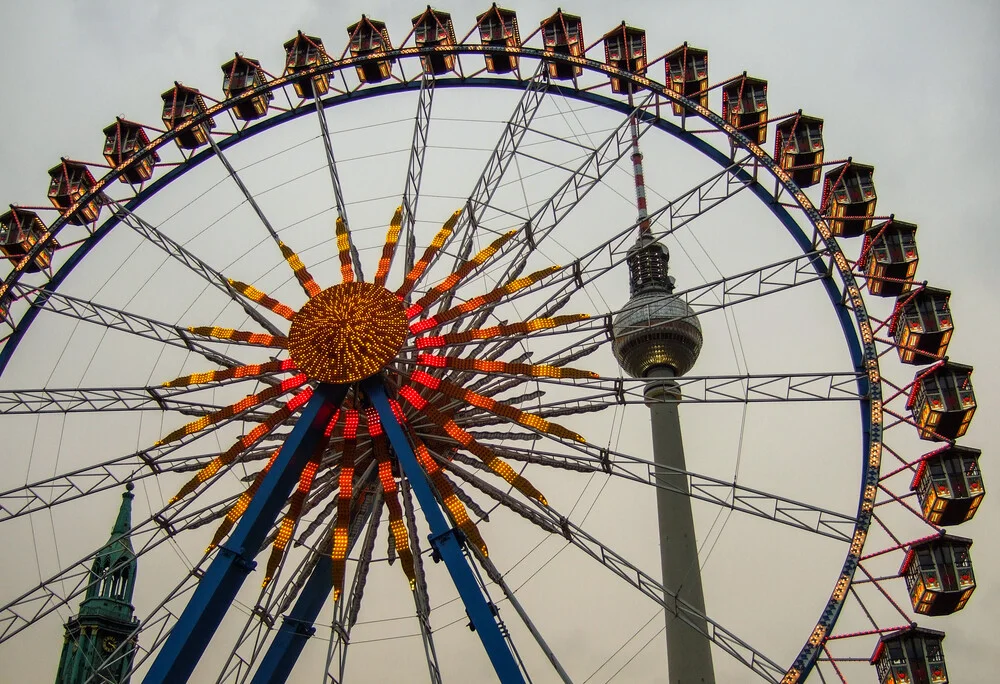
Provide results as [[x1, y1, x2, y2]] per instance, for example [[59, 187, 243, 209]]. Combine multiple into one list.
[[55, 485, 140, 684]]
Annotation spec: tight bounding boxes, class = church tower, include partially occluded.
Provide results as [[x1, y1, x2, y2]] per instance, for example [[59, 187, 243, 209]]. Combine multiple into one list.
[[55, 484, 140, 683]]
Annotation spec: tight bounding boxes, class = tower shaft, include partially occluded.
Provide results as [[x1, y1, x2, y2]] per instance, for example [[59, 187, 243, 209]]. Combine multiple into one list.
[[646, 370, 715, 683]]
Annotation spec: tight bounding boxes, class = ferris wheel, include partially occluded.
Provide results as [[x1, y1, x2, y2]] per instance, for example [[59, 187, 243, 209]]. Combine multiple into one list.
[[0, 5, 983, 683]]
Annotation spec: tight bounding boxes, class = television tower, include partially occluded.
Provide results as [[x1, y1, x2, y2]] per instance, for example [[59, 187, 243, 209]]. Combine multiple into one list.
[[611, 111, 715, 683]]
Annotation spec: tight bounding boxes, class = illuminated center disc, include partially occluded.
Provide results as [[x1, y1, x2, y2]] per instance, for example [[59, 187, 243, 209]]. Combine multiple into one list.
[[288, 282, 407, 384]]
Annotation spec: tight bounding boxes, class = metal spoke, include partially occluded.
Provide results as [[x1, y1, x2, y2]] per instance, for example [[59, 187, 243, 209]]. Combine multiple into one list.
[[422, 62, 549, 297], [400, 478, 442, 684], [474, 442, 858, 543], [441, 458, 785, 682], [400, 75, 434, 297], [313, 84, 363, 280], [0, 420, 284, 524], [0, 380, 293, 415], [111, 204, 285, 337], [10, 283, 249, 369], [452, 154, 761, 343]]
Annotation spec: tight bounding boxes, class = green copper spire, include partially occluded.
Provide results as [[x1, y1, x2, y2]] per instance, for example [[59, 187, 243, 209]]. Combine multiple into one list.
[[55, 485, 140, 684]]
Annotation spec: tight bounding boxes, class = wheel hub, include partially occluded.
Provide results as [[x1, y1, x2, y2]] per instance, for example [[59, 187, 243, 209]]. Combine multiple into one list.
[[288, 282, 407, 383]]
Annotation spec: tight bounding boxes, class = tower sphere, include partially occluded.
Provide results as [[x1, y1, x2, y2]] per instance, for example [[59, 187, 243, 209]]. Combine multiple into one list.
[[612, 291, 703, 378], [612, 235, 703, 378]]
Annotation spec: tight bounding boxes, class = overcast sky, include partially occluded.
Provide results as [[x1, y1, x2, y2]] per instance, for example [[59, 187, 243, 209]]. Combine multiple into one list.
[[0, 1, 997, 682]]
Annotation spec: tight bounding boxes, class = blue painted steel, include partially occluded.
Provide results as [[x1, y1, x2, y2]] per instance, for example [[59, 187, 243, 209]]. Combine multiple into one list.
[[143, 383, 347, 684], [249, 554, 331, 684], [363, 378, 525, 684]]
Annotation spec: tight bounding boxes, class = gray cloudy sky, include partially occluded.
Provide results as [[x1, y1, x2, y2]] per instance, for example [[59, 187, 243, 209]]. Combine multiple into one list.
[[0, 1, 997, 682]]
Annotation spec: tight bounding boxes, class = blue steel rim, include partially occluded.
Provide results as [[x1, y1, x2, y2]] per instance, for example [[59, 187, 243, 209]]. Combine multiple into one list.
[[0, 44, 881, 682]]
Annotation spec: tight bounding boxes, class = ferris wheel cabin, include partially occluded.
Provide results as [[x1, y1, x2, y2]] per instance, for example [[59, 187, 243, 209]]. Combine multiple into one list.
[[821, 161, 877, 237], [47, 160, 101, 225], [540, 9, 583, 80], [722, 75, 768, 144], [347, 16, 394, 84], [160, 84, 215, 150], [774, 113, 824, 188], [282, 32, 332, 98], [901, 535, 975, 616], [0, 208, 54, 273], [102, 118, 159, 185], [908, 362, 976, 442], [664, 43, 708, 115], [603, 23, 646, 94], [912, 446, 984, 526], [221, 55, 273, 121], [476, 5, 520, 74], [871, 627, 948, 684], [862, 219, 918, 297], [412, 8, 457, 76], [891, 287, 954, 365]]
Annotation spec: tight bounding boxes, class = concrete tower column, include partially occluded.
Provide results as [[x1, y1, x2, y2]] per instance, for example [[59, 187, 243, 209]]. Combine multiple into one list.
[[645, 369, 714, 683]]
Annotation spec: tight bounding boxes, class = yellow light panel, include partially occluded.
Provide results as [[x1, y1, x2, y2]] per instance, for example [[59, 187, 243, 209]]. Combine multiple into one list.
[[208, 447, 281, 552], [410, 370, 585, 443], [187, 326, 288, 348], [170, 387, 313, 503], [331, 409, 359, 601], [155, 374, 307, 446], [406, 230, 516, 319], [410, 435, 488, 556], [368, 407, 416, 589], [227, 279, 296, 320], [396, 210, 461, 299], [162, 359, 297, 388], [264, 429, 329, 587], [288, 282, 407, 383], [414, 314, 590, 349], [397, 385, 547, 505], [416, 353, 597, 380], [410, 266, 561, 334], [277, 241, 321, 298], [335, 217, 355, 284], [374, 206, 403, 287]]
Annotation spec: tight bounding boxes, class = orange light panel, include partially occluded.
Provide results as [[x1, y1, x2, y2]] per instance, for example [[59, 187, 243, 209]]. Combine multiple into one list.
[[406, 230, 517, 319], [264, 436, 326, 587], [208, 447, 281, 552], [187, 326, 288, 348], [410, 266, 561, 334], [374, 206, 403, 287], [397, 383, 547, 505], [335, 217, 355, 283], [227, 279, 296, 320], [155, 374, 307, 446], [288, 282, 407, 383], [331, 409, 359, 601], [170, 387, 313, 502], [409, 371, 585, 443], [369, 408, 416, 589], [396, 210, 461, 299], [410, 435, 488, 555], [162, 358, 297, 388], [414, 314, 589, 349], [278, 241, 321, 298]]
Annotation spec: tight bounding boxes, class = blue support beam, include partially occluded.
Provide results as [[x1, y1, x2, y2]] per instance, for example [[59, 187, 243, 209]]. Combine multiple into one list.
[[250, 555, 332, 684], [250, 493, 376, 684], [143, 383, 347, 684], [363, 379, 525, 684]]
